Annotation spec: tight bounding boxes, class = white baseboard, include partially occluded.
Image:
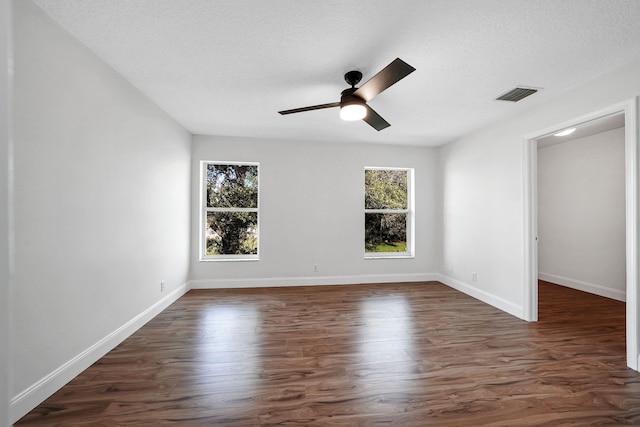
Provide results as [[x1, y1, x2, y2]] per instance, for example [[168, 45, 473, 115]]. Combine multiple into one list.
[[10, 283, 189, 424], [538, 272, 626, 302], [189, 273, 439, 289], [435, 274, 524, 319]]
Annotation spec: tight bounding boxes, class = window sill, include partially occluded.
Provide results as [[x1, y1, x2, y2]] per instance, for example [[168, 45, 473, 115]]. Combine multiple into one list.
[[199, 257, 259, 262], [365, 254, 414, 260]]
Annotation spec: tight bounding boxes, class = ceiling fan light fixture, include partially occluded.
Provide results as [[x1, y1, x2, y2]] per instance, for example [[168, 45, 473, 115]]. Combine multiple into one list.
[[340, 102, 367, 121]]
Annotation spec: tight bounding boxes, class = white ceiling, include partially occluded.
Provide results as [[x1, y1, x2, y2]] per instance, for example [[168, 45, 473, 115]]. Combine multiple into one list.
[[32, 0, 640, 147]]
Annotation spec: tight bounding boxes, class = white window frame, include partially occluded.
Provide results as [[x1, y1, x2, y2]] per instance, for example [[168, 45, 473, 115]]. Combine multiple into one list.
[[200, 161, 260, 262], [364, 166, 415, 259]]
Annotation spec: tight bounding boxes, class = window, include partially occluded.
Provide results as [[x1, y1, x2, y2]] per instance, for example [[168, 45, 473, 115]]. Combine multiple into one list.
[[364, 167, 413, 258], [202, 162, 259, 260]]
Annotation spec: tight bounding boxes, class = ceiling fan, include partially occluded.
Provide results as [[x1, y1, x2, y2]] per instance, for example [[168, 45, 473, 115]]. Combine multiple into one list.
[[278, 58, 416, 131]]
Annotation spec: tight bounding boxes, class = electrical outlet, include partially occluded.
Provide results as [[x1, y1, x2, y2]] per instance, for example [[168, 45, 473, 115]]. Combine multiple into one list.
[[160, 281, 165, 292], [472, 272, 477, 282], [313, 264, 318, 273]]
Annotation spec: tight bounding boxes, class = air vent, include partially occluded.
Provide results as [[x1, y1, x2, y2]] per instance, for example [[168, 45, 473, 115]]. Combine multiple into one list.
[[496, 87, 538, 102]]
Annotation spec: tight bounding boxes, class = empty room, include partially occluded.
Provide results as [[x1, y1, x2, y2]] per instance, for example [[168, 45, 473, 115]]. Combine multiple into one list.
[[3, 1, 640, 425]]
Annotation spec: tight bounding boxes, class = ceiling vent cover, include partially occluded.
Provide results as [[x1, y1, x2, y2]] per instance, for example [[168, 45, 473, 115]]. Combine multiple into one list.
[[496, 87, 538, 102]]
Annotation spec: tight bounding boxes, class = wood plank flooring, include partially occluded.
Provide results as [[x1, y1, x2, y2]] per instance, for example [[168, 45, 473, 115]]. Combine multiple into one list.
[[15, 281, 640, 426]]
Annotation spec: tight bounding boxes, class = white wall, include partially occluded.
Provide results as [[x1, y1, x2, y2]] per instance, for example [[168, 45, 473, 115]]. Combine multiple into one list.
[[538, 127, 626, 301], [0, 0, 10, 424], [190, 135, 439, 287], [10, 0, 191, 421], [439, 55, 640, 319]]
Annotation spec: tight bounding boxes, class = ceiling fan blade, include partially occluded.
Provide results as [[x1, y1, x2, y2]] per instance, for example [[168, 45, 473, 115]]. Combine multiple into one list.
[[363, 105, 390, 131], [353, 58, 416, 102], [278, 102, 340, 115]]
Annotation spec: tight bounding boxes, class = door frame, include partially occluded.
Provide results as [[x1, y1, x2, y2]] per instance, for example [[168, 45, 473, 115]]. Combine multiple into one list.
[[523, 98, 639, 370]]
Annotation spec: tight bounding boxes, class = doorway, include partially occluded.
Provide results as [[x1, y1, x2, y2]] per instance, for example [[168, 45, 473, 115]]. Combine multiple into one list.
[[523, 98, 639, 370]]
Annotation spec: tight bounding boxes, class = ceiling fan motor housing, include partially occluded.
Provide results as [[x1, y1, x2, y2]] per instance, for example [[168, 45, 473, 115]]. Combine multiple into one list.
[[340, 87, 365, 108]]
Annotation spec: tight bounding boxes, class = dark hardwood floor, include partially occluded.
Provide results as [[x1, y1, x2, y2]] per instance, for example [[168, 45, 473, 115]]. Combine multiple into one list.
[[16, 281, 640, 426]]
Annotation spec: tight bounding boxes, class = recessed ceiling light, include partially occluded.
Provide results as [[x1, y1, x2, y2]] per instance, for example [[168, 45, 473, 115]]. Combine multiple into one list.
[[554, 128, 576, 137]]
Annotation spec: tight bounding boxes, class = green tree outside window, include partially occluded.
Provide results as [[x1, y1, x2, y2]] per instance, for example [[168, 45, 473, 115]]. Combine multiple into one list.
[[204, 163, 259, 257], [364, 169, 411, 254]]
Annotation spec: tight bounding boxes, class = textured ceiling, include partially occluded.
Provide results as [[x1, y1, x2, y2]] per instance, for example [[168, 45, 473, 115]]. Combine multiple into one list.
[[32, 0, 640, 146]]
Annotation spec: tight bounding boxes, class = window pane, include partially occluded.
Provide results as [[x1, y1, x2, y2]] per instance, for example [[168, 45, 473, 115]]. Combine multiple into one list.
[[365, 169, 407, 210], [207, 164, 258, 208], [365, 213, 407, 253], [206, 211, 258, 255]]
